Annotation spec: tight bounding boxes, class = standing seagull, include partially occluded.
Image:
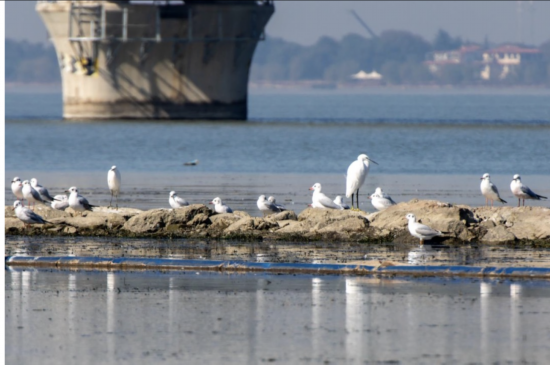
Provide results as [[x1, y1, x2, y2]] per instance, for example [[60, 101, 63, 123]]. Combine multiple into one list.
[[209, 197, 233, 214], [268, 196, 286, 211], [66, 186, 95, 215], [30, 178, 56, 202], [11, 177, 24, 201], [22, 180, 47, 209], [406, 213, 442, 245], [169, 191, 189, 209], [480, 173, 506, 206], [13, 200, 51, 229], [257, 195, 281, 216], [510, 174, 547, 207], [346, 154, 378, 210], [309, 183, 343, 210], [107, 166, 121, 209], [369, 187, 397, 211]]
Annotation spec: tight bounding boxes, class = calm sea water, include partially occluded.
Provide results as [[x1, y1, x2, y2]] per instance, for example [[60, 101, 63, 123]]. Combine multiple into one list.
[[5, 89, 550, 175]]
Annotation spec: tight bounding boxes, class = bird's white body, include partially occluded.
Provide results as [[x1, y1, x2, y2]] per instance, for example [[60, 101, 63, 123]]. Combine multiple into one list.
[[333, 196, 350, 210], [210, 197, 233, 214], [11, 177, 23, 200], [309, 183, 343, 210], [67, 187, 94, 213], [406, 213, 442, 244], [14, 200, 49, 227], [369, 187, 396, 211], [169, 191, 189, 208], [22, 180, 45, 207], [51, 195, 69, 210], [257, 195, 281, 215], [268, 196, 286, 211], [346, 155, 369, 199], [31, 178, 55, 202], [108, 166, 121, 208], [480, 173, 506, 206], [510, 174, 547, 206]]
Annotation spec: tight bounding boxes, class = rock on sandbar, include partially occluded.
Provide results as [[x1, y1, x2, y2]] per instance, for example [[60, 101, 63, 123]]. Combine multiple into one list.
[[4, 200, 550, 245]]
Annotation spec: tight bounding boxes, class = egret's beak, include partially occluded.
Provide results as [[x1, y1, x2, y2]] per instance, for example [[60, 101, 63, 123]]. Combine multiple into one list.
[[367, 158, 379, 165]]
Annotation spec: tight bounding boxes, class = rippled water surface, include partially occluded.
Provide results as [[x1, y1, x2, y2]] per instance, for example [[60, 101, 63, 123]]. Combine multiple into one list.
[[5, 89, 550, 175]]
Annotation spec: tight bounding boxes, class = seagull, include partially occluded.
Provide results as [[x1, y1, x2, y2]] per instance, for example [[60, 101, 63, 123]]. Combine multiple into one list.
[[346, 154, 378, 210], [309, 183, 343, 210], [480, 173, 506, 206], [13, 200, 51, 229], [268, 196, 286, 211], [209, 197, 233, 214], [30, 178, 56, 202], [11, 177, 24, 201], [169, 191, 189, 209], [51, 195, 69, 210], [257, 195, 281, 216], [369, 187, 397, 211], [107, 166, 121, 209], [510, 174, 547, 207], [66, 186, 95, 215], [22, 180, 47, 209], [406, 213, 442, 245], [333, 196, 350, 210]]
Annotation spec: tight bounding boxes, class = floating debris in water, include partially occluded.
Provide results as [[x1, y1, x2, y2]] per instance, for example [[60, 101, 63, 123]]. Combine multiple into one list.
[[184, 159, 199, 166]]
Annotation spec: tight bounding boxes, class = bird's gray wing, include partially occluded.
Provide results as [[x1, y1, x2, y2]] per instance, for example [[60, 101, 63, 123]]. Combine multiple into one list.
[[24, 209, 48, 224], [266, 201, 281, 212], [520, 185, 542, 199], [175, 196, 189, 206], [388, 197, 397, 205], [415, 224, 440, 236], [31, 188, 46, 203], [37, 186, 55, 202], [78, 195, 94, 210], [224, 205, 233, 213], [318, 194, 342, 209], [490, 183, 501, 196]]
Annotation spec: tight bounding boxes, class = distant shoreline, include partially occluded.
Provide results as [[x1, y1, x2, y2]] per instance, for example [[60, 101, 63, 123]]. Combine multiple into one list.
[[6, 81, 550, 95]]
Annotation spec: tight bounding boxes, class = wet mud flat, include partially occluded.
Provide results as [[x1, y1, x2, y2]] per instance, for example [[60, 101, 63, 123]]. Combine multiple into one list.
[[6, 235, 550, 269], [6, 268, 550, 364]]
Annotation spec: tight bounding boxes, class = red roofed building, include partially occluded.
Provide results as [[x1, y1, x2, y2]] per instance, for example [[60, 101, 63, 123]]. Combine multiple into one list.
[[425, 44, 542, 81], [481, 45, 542, 80]]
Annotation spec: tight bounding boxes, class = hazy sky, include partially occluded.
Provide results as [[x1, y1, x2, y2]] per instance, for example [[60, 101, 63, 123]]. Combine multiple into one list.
[[6, 1, 550, 46]]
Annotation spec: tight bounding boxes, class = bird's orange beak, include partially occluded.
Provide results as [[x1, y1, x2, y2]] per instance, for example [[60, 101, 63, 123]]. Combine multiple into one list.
[[308, 187, 313, 191]]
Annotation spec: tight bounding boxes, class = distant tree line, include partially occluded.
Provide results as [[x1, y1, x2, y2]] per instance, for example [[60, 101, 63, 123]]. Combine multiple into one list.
[[252, 29, 550, 85], [5, 30, 550, 85], [5, 39, 60, 83]]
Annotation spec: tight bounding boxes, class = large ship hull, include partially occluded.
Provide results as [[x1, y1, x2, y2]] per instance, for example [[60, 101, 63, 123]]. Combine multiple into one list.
[[36, 1, 274, 120]]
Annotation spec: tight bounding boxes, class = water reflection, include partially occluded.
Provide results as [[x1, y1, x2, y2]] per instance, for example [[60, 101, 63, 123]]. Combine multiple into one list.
[[9, 236, 550, 268], [6, 269, 550, 364]]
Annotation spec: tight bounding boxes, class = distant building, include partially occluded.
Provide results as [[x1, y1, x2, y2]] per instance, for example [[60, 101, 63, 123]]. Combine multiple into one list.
[[481, 45, 542, 80], [424, 45, 483, 73], [425, 44, 542, 81]]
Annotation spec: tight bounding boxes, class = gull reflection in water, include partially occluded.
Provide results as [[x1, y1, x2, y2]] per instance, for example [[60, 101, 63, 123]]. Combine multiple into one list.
[[345, 277, 367, 362], [408, 245, 439, 265]]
